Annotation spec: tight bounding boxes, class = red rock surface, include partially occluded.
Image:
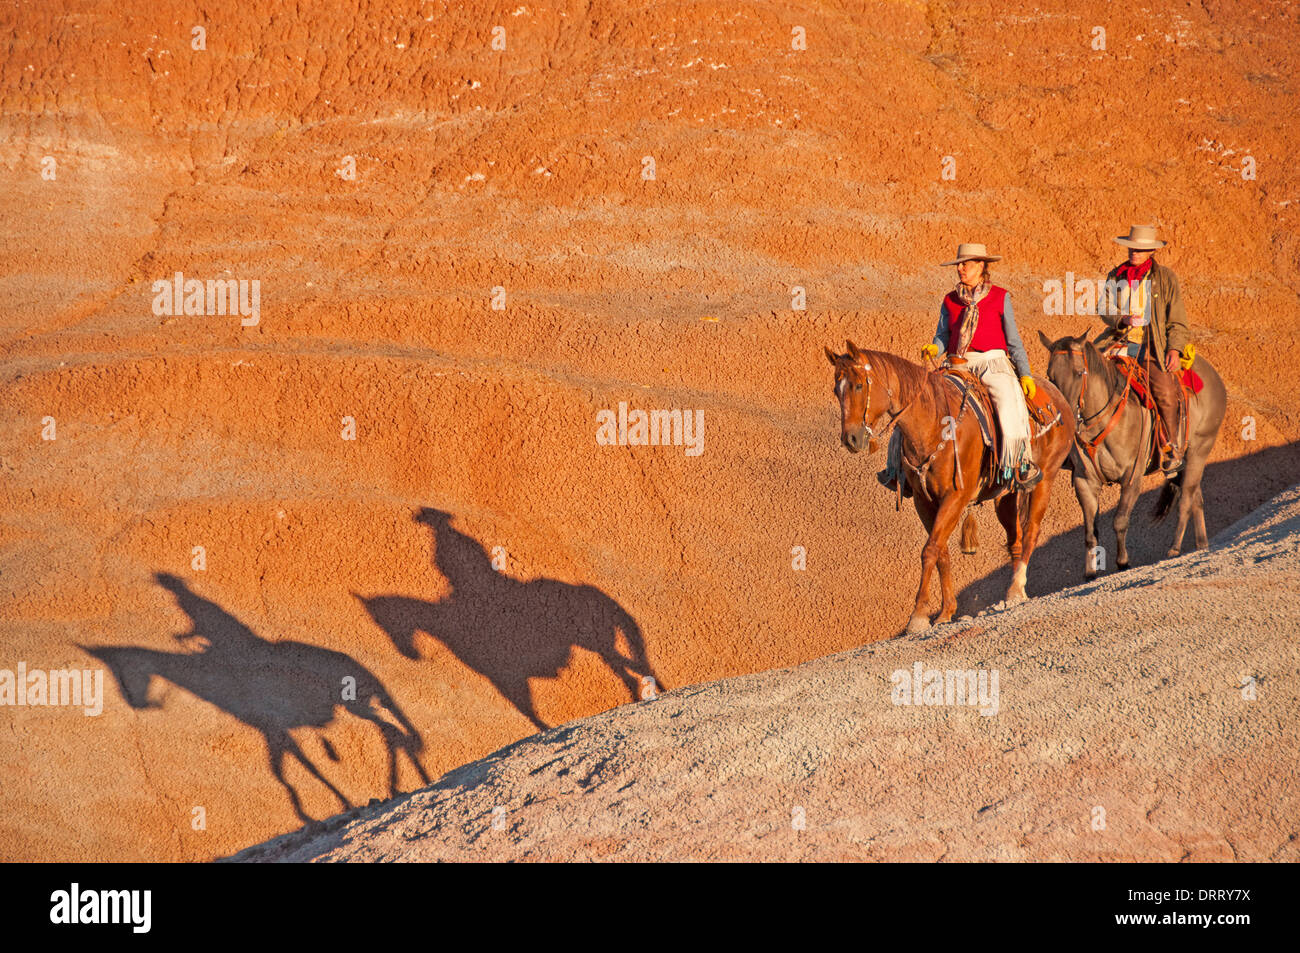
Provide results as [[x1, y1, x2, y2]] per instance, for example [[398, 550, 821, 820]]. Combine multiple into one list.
[[1, 0, 1297, 860]]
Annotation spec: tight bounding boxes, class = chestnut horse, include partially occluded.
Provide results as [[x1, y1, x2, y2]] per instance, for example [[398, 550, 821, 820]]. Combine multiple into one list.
[[826, 340, 1076, 633]]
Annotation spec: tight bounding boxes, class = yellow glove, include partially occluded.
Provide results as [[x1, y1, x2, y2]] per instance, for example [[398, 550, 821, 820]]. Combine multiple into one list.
[[1180, 343, 1196, 370], [1020, 376, 1036, 399], [920, 343, 939, 361]]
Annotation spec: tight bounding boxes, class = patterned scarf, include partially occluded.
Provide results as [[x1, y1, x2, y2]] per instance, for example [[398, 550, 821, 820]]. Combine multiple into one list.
[[953, 278, 990, 357]]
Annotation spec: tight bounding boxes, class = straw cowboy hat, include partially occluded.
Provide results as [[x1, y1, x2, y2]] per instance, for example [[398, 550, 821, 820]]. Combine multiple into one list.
[[1114, 224, 1167, 249], [939, 243, 1002, 265]]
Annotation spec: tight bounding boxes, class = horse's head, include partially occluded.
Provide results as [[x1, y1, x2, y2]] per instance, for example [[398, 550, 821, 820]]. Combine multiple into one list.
[[79, 645, 161, 709], [353, 592, 424, 660], [824, 339, 892, 454], [1039, 328, 1092, 411]]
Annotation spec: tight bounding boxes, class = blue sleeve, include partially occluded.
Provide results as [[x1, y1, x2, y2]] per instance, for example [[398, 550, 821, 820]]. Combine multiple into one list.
[[933, 302, 949, 352], [1001, 295, 1032, 379]]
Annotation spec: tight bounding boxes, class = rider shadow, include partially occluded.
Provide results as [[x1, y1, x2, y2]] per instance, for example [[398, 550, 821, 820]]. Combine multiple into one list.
[[82, 572, 429, 823], [953, 438, 1300, 612], [356, 508, 663, 732]]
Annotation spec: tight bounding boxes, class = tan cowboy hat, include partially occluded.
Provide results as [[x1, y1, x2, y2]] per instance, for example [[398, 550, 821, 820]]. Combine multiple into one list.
[[1114, 224, 1167, 249], [939, 243, 1001, 266]]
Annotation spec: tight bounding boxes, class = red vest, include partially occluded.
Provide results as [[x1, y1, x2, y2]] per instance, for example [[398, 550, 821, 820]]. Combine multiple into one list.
[[943, 286, 1009, 355]]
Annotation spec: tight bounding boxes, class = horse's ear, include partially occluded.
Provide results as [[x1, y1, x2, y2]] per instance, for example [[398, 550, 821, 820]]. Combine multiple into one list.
[[846, 339, 862, 359], [824, 345, 839, 366], [1037, 330, 1053, 352], [1078, 326, 1091, 342]]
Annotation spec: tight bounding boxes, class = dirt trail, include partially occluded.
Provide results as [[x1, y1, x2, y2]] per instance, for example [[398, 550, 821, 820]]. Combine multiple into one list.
[[1, 1, 1297, 860]]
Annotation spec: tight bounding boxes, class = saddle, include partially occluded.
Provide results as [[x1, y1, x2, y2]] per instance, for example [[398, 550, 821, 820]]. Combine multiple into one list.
[[940, 368, 999, 489], [1024, 384, 1060, 429], [942, 368, 996, 446], [941, 365, 1062, 487], [1102, 347, 1199, 453]]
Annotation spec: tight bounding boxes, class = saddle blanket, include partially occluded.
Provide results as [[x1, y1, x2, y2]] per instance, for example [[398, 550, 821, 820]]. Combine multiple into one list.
[[1107, 348, 1204, 397]]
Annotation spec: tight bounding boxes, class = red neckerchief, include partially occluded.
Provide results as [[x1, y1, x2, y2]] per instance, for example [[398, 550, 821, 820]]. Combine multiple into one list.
[[1116, 257, 1154, 285]]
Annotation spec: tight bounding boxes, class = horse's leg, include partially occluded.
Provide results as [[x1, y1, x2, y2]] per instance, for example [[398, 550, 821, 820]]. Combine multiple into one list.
[[1009, 478, 1054, 603], [905, 495, 937, 632], [904, 491, 935, 631], [1113, 459, 1144, 571], [933, 471, 967, 624], [265, 730, 311, 823], [1193, 484, 1209, 550], [1169, 446, 1210, 557], [995, 490, 1022, 559], [908, 493, 964, 633], [1072, 472, 1101, 580], [934, 543, 957, 625]]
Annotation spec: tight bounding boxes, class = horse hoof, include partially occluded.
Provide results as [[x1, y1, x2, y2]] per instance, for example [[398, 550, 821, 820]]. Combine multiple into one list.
[[1165, 548, 1180, 559], [1116, 561, 1129, 572], [906, 615, 931, 634], [1005, 590, 1027, 606], [1084, 572, 1097, 582]]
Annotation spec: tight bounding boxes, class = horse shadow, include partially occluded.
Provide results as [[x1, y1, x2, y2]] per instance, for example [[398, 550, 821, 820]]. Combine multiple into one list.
[[81, 572, 430, 823], [356, 508, 663, 732]]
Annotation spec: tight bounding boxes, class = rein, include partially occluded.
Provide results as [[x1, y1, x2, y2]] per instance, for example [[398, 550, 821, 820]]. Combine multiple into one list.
[[900, 374, 967, 490], [853, 353, 912, 447], [1052, 346, 1133, 465], [854, 354, 968, 495]]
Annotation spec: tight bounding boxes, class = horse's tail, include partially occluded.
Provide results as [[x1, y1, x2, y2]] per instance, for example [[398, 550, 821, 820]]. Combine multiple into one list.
[[1152, 470, 1184, 523], [960, 510, 978, 554]]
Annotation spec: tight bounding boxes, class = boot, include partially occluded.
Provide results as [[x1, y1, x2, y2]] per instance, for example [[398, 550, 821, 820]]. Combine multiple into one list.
[[1149, 362, 1186, 479], [1013, 460, 1043, 491], [1158, 418, 1186, 478], [1163, 394, 1190, 477], [1160, 443, 1185, 478], [877, 467, 913, 498]]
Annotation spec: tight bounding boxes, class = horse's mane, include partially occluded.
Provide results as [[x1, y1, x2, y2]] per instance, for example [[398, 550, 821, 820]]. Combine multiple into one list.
[[862, 349, 944, 416], [1083, 338, 1124, 393]]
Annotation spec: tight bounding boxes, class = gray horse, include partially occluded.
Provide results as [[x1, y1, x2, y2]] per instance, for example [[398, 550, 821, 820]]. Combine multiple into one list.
[[1040, 331, 1227, 578]]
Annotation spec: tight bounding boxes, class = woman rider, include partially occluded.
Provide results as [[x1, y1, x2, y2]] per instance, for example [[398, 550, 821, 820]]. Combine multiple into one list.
[[921, 243, 1040, 492]]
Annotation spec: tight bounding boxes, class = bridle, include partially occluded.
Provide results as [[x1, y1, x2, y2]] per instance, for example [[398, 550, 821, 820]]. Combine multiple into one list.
[[845, 353, 909, 445], [841, 353, 965, 494], [1051, 344, 1133, 464]]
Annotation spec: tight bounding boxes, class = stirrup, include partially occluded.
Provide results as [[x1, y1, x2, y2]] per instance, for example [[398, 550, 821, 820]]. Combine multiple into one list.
[[1013, 462, 1043, 491]]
